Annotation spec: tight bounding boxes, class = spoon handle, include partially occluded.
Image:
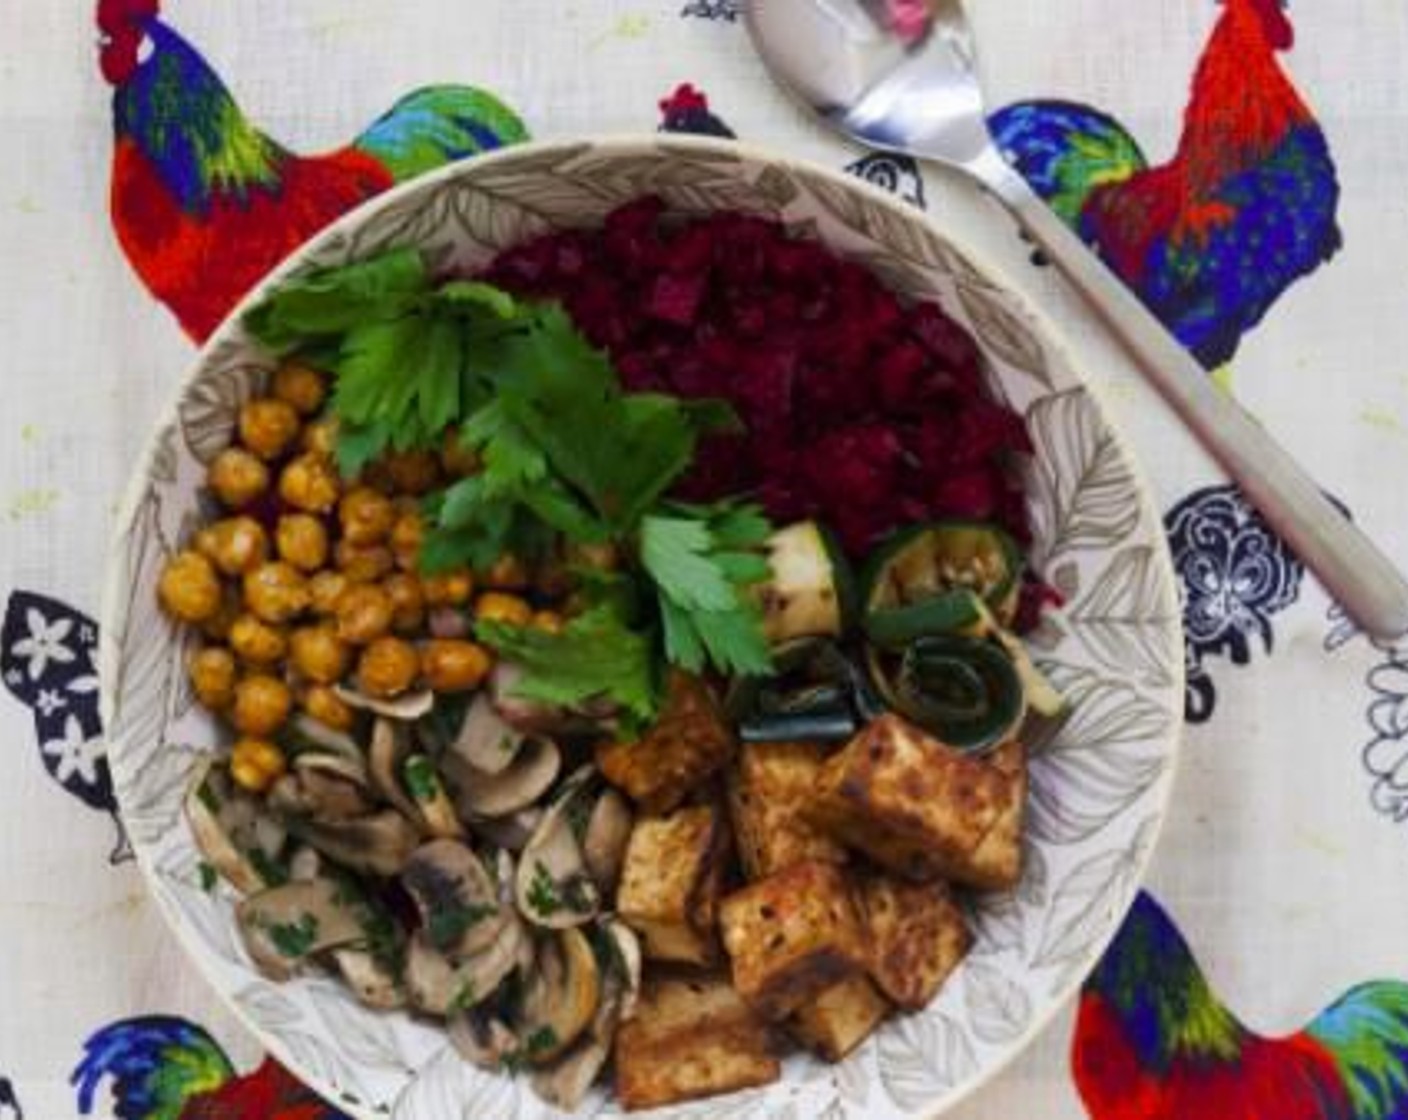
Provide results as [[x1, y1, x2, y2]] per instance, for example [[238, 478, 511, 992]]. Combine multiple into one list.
[[974, 149, 1408, 641]]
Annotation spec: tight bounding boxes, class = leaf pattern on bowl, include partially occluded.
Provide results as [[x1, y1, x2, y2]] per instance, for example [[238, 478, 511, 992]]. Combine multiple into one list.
[[101, 137, 1183, 1120]]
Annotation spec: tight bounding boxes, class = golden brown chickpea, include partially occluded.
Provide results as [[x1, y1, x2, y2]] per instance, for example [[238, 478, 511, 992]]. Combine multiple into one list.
[[531, 610, 565, 635], [275, 514, 330, 572], [189, 647, 238, 710], [567, 541, 620, 573], [475, 591, 533, 628], [439, 429, 481, 478], [335, 539, 395, 584], [272, 362, 329, 416], [382, 450, 442, 495], [422, 569, 474, 608], [229, 614, 288, 667], [334, 583, 394, 645], [231, 675, 293, 737], [238, 398, 301, 461], [303, 684, 356, 732], [158, 550, 223, 623], [301, 416, 340, 458], [384, 572, 426, 634], [390, 510, 425, 571], [200, 587, 242, 642], [289, 626, 352, 685], [230, 738, 288, 793], [208, 447, 271, 509], [356, 637, 420, 699], [421, 639, 493, 693], [339, 486, 397, 546], [196, 516, 269, 577], [309, 570, 352, 616], [483, 553, 531, 590], [243, 562, 310, 624], [278, 452, 342, 514]]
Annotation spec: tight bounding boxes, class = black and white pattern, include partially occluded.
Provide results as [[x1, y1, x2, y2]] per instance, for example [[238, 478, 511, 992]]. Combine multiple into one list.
[[2, 590, 129, 863], [845, 151, 929, 210], [680, 0, 741, 20]]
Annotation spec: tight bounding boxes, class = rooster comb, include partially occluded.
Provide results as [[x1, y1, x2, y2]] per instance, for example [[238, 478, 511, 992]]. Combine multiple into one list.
[[98, 0, 160, 35]]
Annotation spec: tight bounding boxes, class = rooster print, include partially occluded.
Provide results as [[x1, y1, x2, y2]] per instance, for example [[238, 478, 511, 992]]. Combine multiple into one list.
[[1, 591, 129, 863], [1075, 892, 1408, 1120], [991, 0, 1341, 376], [98, 0, 529, 343], [74, 1017, 347, 1120]]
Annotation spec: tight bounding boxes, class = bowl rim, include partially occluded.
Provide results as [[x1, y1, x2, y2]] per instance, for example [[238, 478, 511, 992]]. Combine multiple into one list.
[[99, 131, 1185, 1120]]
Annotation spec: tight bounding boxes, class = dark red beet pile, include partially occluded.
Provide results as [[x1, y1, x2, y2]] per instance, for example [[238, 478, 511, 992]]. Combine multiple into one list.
[[484, 197, 1033, 557]]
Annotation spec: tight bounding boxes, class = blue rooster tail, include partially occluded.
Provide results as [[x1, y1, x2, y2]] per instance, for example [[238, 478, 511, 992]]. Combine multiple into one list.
[[353, 86, 530, 182], [72, 1016, 234, 1120], [988, 99, 1148, 228], [1306, 982, 1408, 1120]]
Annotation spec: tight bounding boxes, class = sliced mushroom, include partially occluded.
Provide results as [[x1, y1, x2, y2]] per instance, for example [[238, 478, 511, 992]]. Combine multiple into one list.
[[288, 713, 364, 764], [267, 754, 373, 822], [516, 769, 600, 929], [334, 947, 406, 1011], [448, 693, 527, 776], [446, 736, 561, 821], [602, 920, 643, 1022], [288, 845, 323, 883], [449, 1011, 520, 1072], [518, 927, 602, 1065], [401, 840, 506, 959], [369, 718, 424, 825], [335, 684, 435, 722], [467, 807, 543, 853], [286, 810, 420, 877], [402, 755, 464, 840], [405, 914, 525, 1017], [235, 878, 365, 981], [186, 760, 284, 895], [582, 789, 632, 894]]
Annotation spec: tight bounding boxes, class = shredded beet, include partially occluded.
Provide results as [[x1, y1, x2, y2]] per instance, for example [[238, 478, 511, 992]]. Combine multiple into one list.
[[484, 197, 1034, 556]]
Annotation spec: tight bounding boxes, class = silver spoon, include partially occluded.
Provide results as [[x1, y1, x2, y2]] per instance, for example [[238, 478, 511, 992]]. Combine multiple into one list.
[[746, 0, 1408, 641]]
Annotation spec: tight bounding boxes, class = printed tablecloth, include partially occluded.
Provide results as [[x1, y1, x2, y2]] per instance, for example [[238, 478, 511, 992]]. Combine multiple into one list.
[[4, 1, 1408, 1117]]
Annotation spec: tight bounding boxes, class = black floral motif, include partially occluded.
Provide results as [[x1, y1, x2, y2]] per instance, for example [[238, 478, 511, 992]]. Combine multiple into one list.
[[1165, 484, 1304, 722], [680, 0, 740, 20], [1362, 648, 1408, 821], [845, 151, 929, 210], [0, 1076, 22, 1120], [2, 590, 129, 863]]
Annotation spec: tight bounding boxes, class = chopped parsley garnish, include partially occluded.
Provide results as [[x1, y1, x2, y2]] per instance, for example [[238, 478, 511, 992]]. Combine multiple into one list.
[[447, 979, 478, 1016], [525, 862, 562, 918], [426, 900, 497, 952], [402, 755, 441, 803], [267, 913, 320, 959], [500, 1025, 559, 1074], [246, 848, 289, 888], [197, 861, 218, 893], [196, 779, 220, 815]]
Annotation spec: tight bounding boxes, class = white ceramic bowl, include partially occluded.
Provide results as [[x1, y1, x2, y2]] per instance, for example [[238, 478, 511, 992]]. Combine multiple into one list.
[[101, 135, 1184, 1120]]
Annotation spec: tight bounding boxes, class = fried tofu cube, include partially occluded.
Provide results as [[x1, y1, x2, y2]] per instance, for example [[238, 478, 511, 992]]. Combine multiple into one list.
[[617, 803, 728, 965], [598, 672, 736, 814], [858, 875, 973, 1010], [967, 740, 1028, 891], [614, 973, 781, 1111], [806, 715, 1026, 888], [718, 860, 869, 1021], [788, 973, 892, 1061], [728, 741, 848, 880]]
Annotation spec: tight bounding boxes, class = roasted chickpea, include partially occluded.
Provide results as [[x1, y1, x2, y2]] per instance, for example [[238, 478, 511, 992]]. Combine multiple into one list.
[[309, 570, 352, 616], [303, 684, 356, 732], [231, 675, 293, 737], [272, 362, 329, 416], [189, 647, 238, 709], [301, 416, 339, 458], [384, 572, 426, 634], [356, 637, 420, 699], [158, 550, 223, 623], [475, 591, 533, 628], [238, 397, 301, 461], [483, 553, 531, 590], [278, 452, 342, 514], [289, 626, 352, 685], [230, 738, 288, 794], [440, 429, 481, 478], [422, 639, 493, 693], [567, 541, 620, 574], [229, 614, 288, 666], [422, 568, 474, 608], [208, 447, 270, 509], [390, 510, 425, 571], [196, 516, 269, 577], [531, 610, 565, 635], [382, 450, 442, 495], [274, 514, 329, 572], [335, 539, 395, 584], [243, 562, 310, 624], [339, 486, 396, 546], [334, 583, 394, 645]]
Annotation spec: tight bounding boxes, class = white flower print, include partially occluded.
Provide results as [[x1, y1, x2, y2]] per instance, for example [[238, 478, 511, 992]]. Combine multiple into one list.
[[11, 608, 76, 681], [34, 689, 65, 717], [41, 714, 102, 786]]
